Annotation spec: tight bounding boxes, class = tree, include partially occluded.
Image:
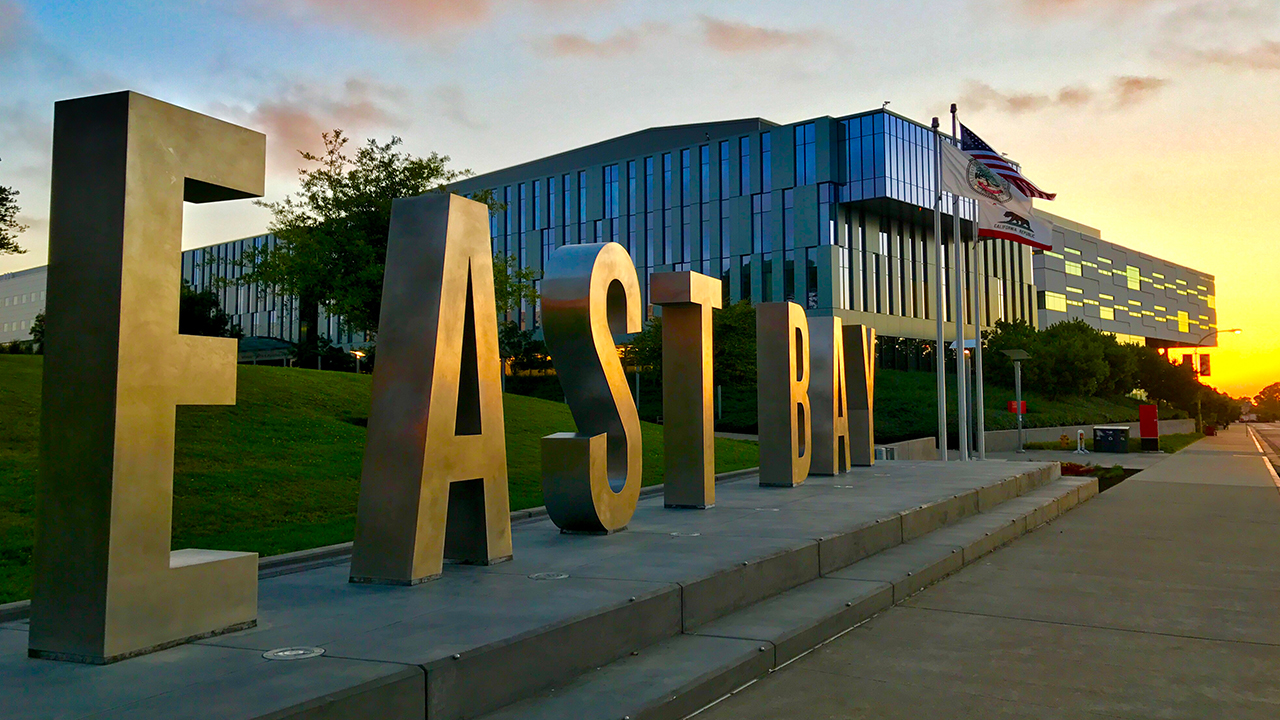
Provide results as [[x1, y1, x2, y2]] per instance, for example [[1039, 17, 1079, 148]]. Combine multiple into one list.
[[493, 252, 540, 317], [1, 158, 28, 256], [983, 319, 1040, 387], [236, 130, 499, 362], [179, 283, 243, 338], [29, 312, 44, 353], [1255, 382, 1280, 422]]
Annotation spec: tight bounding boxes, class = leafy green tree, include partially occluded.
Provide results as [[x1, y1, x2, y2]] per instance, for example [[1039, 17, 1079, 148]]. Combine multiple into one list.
[[179, 282, 242, 338], [493, 253, 540, 318], [714, 301, 757, 388], [498, 321, 550, 374], [1255, 382, 1280, 422], [982, 319, 1040, 387], [235, 130, 501, 366], [29, 312, 44, 353], [1, 158, 27, 256]]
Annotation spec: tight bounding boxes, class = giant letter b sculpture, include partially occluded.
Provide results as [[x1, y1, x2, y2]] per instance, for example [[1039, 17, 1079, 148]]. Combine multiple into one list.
[[350, 194, 511, 585], [540, 243, 644, 533], [30, 92, 265, 664], [757, 302, 812, 487]]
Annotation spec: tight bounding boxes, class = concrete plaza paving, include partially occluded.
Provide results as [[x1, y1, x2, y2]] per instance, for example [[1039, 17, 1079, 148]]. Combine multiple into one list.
[[986, 448, 1173, 470], [696, 425, 1280, 720]]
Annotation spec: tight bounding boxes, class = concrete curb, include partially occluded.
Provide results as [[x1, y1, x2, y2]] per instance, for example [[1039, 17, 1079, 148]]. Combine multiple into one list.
[[0, 466, 762, 624]]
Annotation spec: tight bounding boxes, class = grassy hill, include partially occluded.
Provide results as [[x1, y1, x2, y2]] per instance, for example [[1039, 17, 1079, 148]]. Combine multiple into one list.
[[0, 356, 758, 604]]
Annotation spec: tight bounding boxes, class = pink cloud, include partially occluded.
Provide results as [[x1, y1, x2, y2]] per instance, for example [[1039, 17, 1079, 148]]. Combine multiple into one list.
[[961, 77, 1168, 114], [699, 15, 820, 53], [538, 22, 668, 58], [0, 0, 26, 51], [251, 0, 612, 37], [1188, 40, 1280, 70], [213, 78, 403, 173]]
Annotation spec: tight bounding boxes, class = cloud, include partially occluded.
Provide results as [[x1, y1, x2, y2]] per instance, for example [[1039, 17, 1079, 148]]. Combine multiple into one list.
[[537, 22, 668, 58], [1112, 75, 1168, 105], [211, 78, 404, 172], [961, 77, 1169, 113], [434, 85, 486, 130], [699, 15, 820, 53], [1183, 40, 1280, 70], [0, 0, 24, 52], [247, 0, 612, 38]]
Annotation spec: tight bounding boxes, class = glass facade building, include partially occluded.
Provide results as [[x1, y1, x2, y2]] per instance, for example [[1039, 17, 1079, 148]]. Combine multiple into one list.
[[451, 109, 1036, 357]]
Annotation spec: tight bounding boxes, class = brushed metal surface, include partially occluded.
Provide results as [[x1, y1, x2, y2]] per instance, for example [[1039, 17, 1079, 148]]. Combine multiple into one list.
[[30, 91, 264, 663], [349, 193, 512, 586], [540, 243, 643, 533], [650, 271, 722, 509], [845, 324, 876, 467], [756, 302, 811, 488], [810, 317, 852, 475]]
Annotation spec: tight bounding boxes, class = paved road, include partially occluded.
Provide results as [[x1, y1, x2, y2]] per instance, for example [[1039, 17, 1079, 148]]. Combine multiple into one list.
[[694, 425, 1280, 719]]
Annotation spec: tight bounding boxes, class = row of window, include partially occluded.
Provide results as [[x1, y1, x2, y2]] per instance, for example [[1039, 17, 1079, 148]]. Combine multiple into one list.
[[1, 319, 31, 333], [3, 291, 43, 306]]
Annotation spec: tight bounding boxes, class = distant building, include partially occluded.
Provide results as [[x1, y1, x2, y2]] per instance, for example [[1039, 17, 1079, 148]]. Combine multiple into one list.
[[0, 266, 46, 343], [1034, 212, 1217, 348]]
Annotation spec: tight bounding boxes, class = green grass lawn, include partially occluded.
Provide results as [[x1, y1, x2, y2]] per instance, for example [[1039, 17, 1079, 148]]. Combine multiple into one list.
[[0, 355, 758, 604]]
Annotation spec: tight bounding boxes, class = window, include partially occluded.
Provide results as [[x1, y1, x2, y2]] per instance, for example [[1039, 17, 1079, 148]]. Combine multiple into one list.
[[645, 157, 656, 266], [739, 137, 751, 196], [752, 193, 772, 254], [794, 122, 816, 186], [603, 165, 619, 220], [1177, 311, 1190, 333], [627, 160, 638, 263], [663, 153, 673, 263], [578, 170, 588, 224], [1066, 260, 1082, 276], [740, 255, 752, 302], [761, 132, 772, 193], [1038, 291, 1067, 312], [700, 145, 710, 202], [719, 140, 731, 198], [782, 189, 795, 251], [681, 149, 692, 203], [562, 174, 571, 227], [1126, 265, 1140, 290], [549, 176, 558, 227]]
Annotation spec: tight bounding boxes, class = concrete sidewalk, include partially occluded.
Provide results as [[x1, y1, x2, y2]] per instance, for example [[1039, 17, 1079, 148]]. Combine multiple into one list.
[[695, 426, 1280, 719]]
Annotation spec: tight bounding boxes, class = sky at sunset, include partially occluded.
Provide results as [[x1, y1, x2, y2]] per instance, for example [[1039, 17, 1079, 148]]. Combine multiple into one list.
[[1, 0, 1276, 396]]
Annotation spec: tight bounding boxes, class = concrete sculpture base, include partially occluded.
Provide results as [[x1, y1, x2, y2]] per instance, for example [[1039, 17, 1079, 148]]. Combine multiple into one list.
[[5, 460, 1076, 720]]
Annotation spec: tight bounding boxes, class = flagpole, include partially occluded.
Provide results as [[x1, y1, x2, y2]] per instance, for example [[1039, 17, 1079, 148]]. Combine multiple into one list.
[[951, 106, 969, 461], [931, 117, 948, 462], [972, 224, 987, 460]]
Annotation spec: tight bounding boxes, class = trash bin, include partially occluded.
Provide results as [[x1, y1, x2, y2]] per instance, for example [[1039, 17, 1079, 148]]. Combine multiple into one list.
[[1093, 426, 1130, 453]]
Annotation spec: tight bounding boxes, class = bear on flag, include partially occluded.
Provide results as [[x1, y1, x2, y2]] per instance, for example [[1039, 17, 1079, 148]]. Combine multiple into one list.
[[938, 126, 1055, 251]]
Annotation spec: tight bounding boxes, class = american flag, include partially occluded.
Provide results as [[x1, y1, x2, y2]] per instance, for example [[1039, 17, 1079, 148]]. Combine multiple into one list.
[[960, 124, 1056, 201]]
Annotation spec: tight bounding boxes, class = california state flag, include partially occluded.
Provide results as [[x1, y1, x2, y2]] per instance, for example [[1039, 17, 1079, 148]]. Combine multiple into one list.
[[940, 139, 1053, 251]]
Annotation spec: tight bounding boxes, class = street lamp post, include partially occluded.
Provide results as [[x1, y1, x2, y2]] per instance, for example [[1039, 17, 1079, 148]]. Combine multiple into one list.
[[351, 349, 366, 375], [1002, 349, 1031, 453], [1191, 328, 1241, 432]]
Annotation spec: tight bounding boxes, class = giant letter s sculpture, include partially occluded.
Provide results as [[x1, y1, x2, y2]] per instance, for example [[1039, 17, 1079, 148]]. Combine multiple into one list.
[[757, 302, 812, 487], [540, 243, 643, 533], [349, 194, 511, 585], [30, 92, 264, 664]]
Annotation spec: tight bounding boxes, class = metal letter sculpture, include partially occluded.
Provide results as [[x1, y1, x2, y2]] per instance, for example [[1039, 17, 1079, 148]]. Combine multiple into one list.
[[846, 324, 876, 466], [810, 317, 852, 475], [651, 271, 722, 508], [30, 92, 264, 664], [540, 243, 643, 533], [757, 302, 812, 487], [349, 194, 512, 584]]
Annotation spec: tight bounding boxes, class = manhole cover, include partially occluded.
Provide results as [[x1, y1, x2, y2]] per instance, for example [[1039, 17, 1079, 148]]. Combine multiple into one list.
[[529, 572, 570, 581], [263, 647, 325, 661], [669, 532, 701, 537]]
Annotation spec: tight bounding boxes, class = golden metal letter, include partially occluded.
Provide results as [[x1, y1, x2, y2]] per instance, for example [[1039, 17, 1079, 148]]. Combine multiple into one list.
[[350, 193, 511, 585], [846, 324, 876, 466], [810, 317, 852, 475], [30, 91, 264, 664], [540, 243, 643, 533], [650, 271, 722, 508], [757, 302, 811, 487]]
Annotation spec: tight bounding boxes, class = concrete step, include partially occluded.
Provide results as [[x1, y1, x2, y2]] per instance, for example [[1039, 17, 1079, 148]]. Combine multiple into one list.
[[479, 475, 1099, 720]]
